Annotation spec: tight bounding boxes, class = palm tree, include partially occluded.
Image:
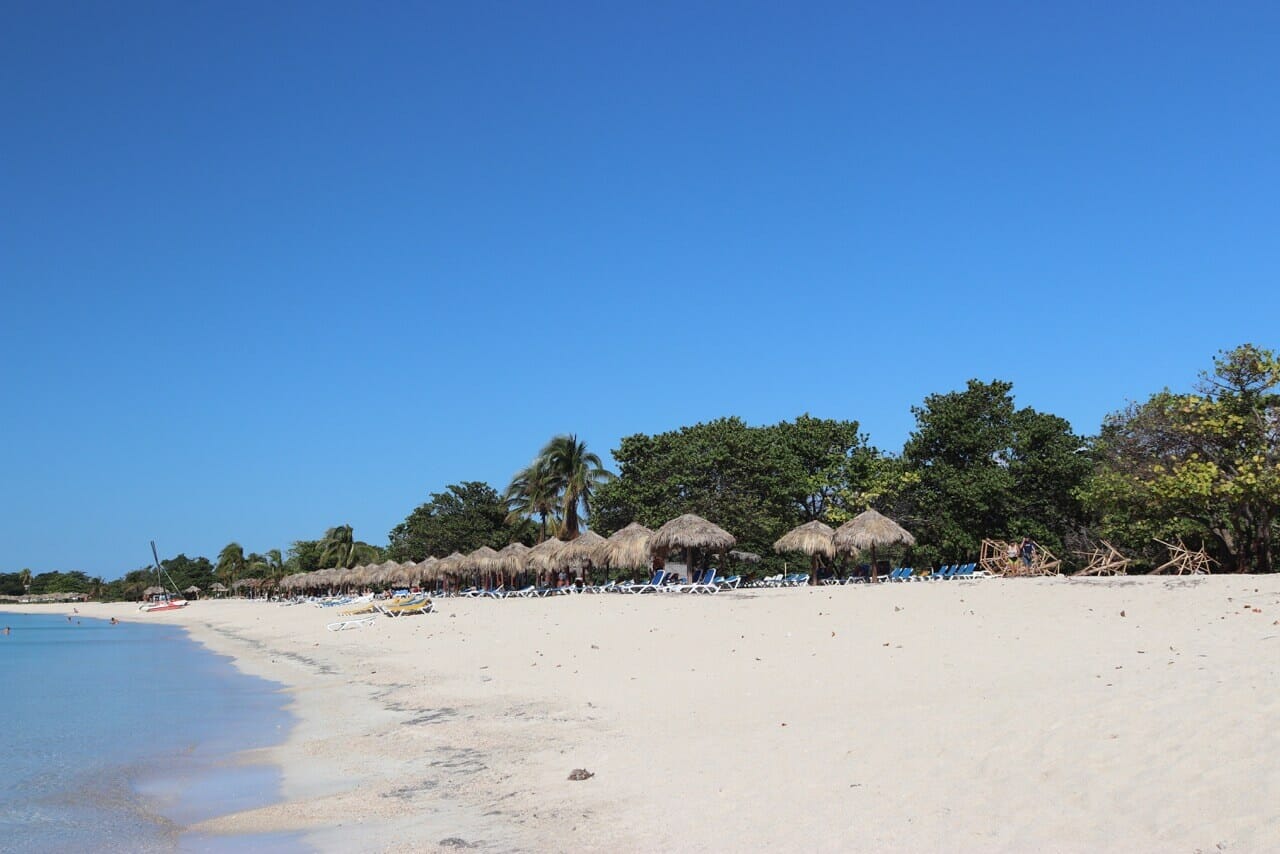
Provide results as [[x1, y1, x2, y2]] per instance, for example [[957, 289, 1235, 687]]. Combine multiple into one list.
[[504, 456, 562, 542], [89, 576, 104, 600], [318, 525, 379, 568], [216, 543, 248, 585], [262, 548, 286, 582], [18, 568, 31, 593], [541, 434, 615, 540]]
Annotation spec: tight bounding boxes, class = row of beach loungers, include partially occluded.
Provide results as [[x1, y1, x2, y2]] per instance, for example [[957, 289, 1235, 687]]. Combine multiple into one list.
[[457, 568, 743, 598], [313, 564, 990, 628]]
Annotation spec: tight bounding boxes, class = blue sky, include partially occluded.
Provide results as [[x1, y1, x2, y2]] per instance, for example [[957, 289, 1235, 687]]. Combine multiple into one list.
[[3, 2, 1278, 577]]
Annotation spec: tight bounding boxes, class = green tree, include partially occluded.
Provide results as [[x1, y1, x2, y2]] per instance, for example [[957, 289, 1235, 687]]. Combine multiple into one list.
[[897, 380, 1090, 566], [260, 549, 286, 581], [318, 525, 381, 569], [588, 419, 798, 560], [215, 543, 248, 585], [387, 482, 528, 560], [773, 414, 883, 524], [18, 568, 31, 593], [286, 540, 323, 574], [1080, 344, 1280, 572], [504, 456, 562, 542], [540, 434, 615, 539]]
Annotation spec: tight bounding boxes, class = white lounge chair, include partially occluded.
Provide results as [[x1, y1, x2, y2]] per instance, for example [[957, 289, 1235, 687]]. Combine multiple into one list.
[[327, 616, 376, 631]]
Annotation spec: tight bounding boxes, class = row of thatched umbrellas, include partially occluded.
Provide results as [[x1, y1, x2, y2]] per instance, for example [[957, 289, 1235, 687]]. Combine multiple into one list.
[[277, 514, 743, 593], [773, 509, 916, 584], [274, 509, 913, 593]]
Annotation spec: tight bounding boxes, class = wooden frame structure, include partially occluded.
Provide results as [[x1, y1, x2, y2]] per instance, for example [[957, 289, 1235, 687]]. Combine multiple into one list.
[[1072, 541, 1131, 576], [979, 538, 1062, 577], [1151, 538, 1215, 575]]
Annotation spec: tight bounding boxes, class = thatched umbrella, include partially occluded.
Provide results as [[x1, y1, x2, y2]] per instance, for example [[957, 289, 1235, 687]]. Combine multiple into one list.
[[650, 514, 736, 580], [525, 538, 566, 587], [466, 546, 502, 588], [833, 509, 916, 584], [495, 543, 530, 584], [598, 523, 654, 571], [774, 520, 836, 585], [420, 557, 444, 588], [183, 585, 201, 599], [210, 582, 229, 596], [434, 552, 467, 591], [143, 585, 165, 599], [416, 557, 439, 587], [558, 530, 607, 582]]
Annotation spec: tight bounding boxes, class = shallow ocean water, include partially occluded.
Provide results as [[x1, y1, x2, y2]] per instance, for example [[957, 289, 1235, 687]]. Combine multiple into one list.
[[0, 611, 296, 852]]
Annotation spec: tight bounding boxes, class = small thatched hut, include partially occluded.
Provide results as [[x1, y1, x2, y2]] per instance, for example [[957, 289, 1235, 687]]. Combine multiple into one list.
[[558, 530, 608, 583], [465, 546, 503, 588], [833, 509, 916, 584], [650, 514, 736, 578], [434, 552, 467, 591], [598, 523, 654, 572], [495, 543, 530, 584], [210, 582, 229, 597], [524, 539, 566, 586], [774, 520, 837, 585], [183, 585, 202, 599]]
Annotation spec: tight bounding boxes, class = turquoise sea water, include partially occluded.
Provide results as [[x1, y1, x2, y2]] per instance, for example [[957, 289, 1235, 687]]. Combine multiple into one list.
[[0, 611, 297, 852]]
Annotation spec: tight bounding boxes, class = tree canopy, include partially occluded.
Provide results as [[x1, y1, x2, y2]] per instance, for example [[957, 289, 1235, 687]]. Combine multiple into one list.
[[892, 380, 1092, 566], [387, 481, 532, 561], [1080, 344, 1280, 572]]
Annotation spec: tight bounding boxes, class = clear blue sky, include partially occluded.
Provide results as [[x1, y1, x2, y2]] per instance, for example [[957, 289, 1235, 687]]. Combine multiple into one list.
[[3, 2, 1278, 577]]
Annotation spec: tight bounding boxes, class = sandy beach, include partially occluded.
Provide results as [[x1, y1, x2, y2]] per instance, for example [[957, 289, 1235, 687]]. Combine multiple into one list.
[[9, 575, 1280, 853]]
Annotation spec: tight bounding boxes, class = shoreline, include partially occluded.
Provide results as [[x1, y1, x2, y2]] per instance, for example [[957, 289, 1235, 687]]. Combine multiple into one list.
[[8, 575, 1280, 852]]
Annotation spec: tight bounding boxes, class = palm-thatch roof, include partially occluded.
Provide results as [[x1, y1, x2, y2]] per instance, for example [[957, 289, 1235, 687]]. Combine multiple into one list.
[[650, 514, 736, 554], [558, 530, 607, 567], [730, 550, 762, 563], [210, 582, 229, 592], [143, 585, 166, 596], [464, 546, 502, 572], [525, 538, 566, 572], [183, 585, 202, 593], [416, 557, 440, 585], [773, 520, 837, 557], [833, 509, 916, 554], [435, 551, 467, 579], [598, 523, 654, 570], [232, 577, 261, 591], [495, 543, 530, 575]]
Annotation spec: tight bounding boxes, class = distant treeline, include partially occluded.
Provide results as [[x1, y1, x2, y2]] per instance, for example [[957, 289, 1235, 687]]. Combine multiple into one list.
[[9, 344, 1278, 594]]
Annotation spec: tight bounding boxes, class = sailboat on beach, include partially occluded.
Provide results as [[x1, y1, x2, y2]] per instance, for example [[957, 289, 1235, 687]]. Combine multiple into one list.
[[139, 540, 188, 612]]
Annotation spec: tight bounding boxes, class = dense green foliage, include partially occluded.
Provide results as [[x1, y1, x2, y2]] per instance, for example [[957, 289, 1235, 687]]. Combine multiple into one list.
[[504, 434, 614, 540], [387, 481, 534, 561], [889, 380, 1092, 567], [1079, 345, 1280, 572], [591, 415, 881, 568], [9, 343, 1277, 590]]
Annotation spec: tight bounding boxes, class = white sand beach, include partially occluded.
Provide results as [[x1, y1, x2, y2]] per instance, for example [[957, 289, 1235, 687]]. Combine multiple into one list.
[[11, 575, 1280, 853]]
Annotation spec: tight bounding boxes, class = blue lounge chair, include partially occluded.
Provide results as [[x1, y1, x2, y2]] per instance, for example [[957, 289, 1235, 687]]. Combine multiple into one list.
[[620, 570, 666, 594]]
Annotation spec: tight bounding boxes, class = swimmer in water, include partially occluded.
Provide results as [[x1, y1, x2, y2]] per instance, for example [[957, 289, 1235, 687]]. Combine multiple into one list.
[[109, 617, 118, 625]]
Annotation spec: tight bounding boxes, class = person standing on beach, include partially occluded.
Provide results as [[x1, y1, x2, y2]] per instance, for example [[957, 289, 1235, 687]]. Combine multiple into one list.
[[1020, 537, 1037, 568]]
